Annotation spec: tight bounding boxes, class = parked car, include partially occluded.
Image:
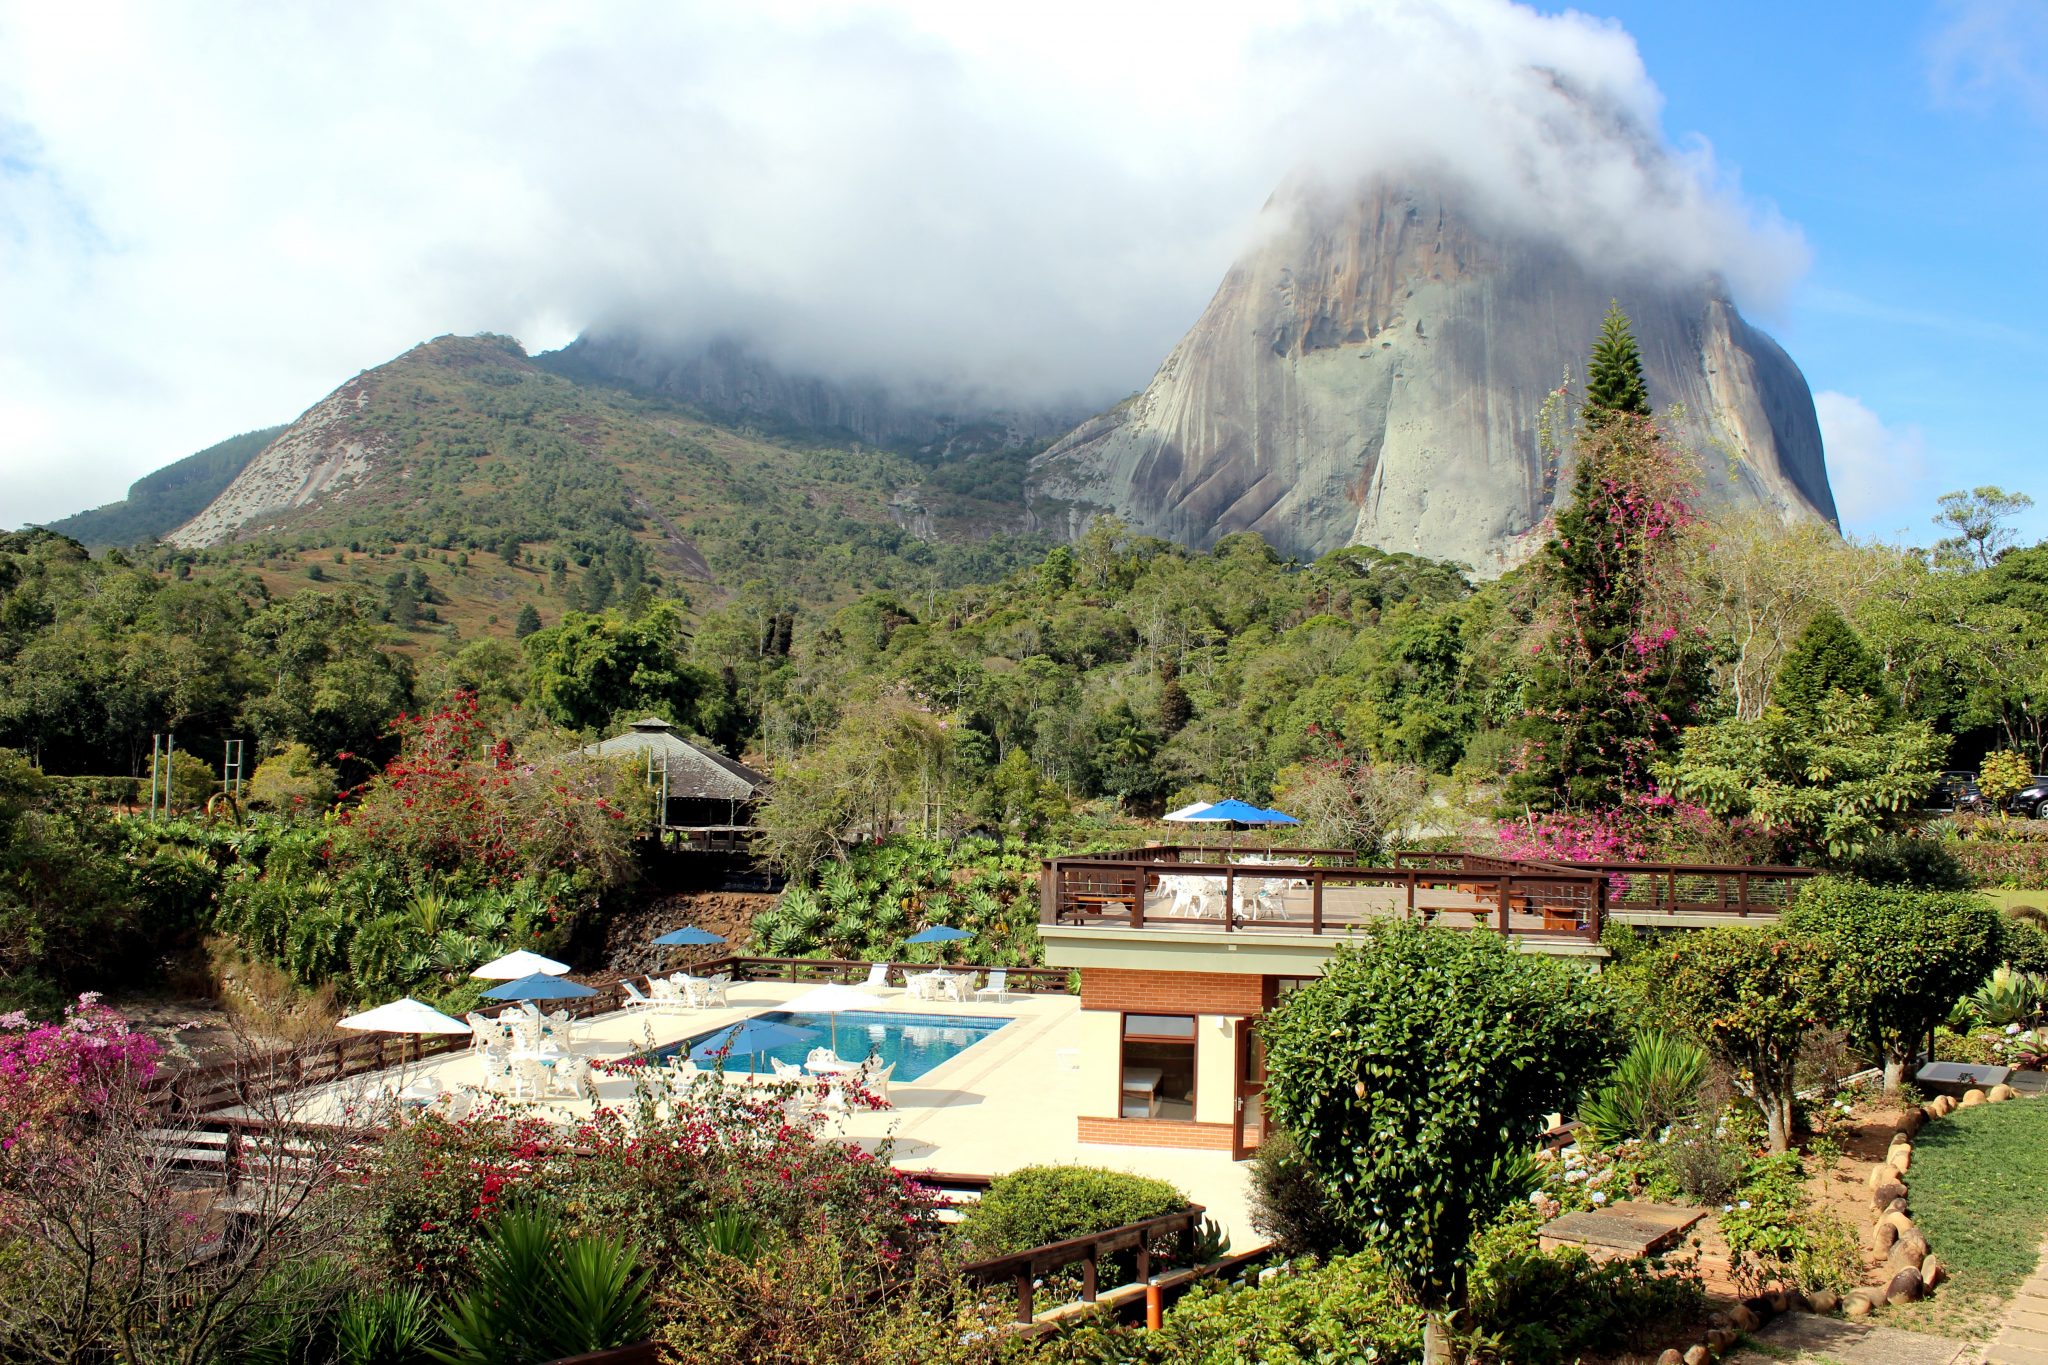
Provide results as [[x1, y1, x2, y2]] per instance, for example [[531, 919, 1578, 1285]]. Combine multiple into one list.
[[1928, 770, 1983, 813], [2009, 776, 2048, 820]]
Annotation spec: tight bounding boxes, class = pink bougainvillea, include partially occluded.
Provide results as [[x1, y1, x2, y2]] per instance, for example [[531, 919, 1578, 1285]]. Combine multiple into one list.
[[0, 994, 162, 1151]]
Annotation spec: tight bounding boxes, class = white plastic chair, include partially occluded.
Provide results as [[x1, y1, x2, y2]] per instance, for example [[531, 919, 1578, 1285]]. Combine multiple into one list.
[[862, 962, 890, 990], [974, 969, 1009, 1002], [858, 1059, 895, 1104], [510, 1057, 551, 1102], [770, 1058, 806, 1082], [465, 1012, 495, 1050]]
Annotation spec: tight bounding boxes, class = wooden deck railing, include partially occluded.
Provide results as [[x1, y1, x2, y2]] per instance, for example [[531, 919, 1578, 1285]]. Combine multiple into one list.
[[1539, 859, 1815, 917], [960, 1204, 1209, 1323], [1041, 847, 1607, 943]]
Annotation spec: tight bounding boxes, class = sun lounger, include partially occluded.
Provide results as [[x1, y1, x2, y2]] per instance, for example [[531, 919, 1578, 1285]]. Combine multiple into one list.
[[973, 969, 1009, 1002], [862, 962, 891, 990], [621, 980, 659, 1010]]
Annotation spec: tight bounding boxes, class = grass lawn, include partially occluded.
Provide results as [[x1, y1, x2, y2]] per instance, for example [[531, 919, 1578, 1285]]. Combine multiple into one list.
[[1884, 1096, 2048, 1339]]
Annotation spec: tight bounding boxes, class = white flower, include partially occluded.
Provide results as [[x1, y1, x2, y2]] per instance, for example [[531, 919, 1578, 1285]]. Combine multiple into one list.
[[1738, 1200, 1752, 1210], [2008, 1024, 2023, 1035], [1529, 1191, 1547, 1205], [1591, 1191, 1608, 1205]]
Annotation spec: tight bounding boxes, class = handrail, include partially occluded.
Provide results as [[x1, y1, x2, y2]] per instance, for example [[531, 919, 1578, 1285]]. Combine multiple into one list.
[[960, 1204, 1208, 1323]]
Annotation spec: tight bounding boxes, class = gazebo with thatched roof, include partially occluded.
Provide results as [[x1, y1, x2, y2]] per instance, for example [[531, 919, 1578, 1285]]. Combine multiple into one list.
[[585, 717, 767, 850]]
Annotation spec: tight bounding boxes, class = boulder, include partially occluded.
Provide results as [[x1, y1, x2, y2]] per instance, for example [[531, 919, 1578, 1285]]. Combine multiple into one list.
[[1897, 1109, 1924, 1136], [1683, 1347, 1711, 1365], [1706, 1327, 1737, 1351], [1729, 1303, 1761, 1332], [1887, 1267, 1925, 1303], [1892, 1148, 1912, 1173], [1843, 1290, 1876, 1317], [1807, 1288, 1840, 1315], [1962, 1088, 1986, 1107], [1765, 1287, 1792, 1314], [1656, 1351, 1685, 1365], [1886, 1234, 1927, 1275], [1881, 1210, 1916, 1236], [1873, 1221, 1898, 1254], [1872, 1181, 1909, 1210], [1884, 1197, 1910, 1217], [1923, 1255, 1946, 1289], [1990, 1083, 2016, 1102]]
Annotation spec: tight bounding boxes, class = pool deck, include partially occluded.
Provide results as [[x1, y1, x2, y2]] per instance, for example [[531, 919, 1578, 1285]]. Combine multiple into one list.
[[262, 980, 1258, 1241]]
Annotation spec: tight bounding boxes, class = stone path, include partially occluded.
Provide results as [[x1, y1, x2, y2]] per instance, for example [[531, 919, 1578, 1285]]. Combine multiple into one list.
[[1724, 1312, 1966, 1364], [1982, 1233, 2048, 1364]]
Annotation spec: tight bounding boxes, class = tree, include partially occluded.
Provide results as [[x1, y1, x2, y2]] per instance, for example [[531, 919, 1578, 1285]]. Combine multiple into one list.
[[1771, 608, 1894, 725], [1980, 750, 2034, 811], [1654, 692, 1946, 860], [1787, 878, 2002, 1091], [513, 603, 542, 639], [1276, 739, 1428, 860], [1581, 301, 1651, 421], [974, 747, 1066, 846], [1934, 485, 2034, 569], [521, 604, 718, 735], [1654, 925, 1835, 1153], [1260, 925, 1622, 1355], [245, 742, 338, 812], [1511, 324, 1706, 809]]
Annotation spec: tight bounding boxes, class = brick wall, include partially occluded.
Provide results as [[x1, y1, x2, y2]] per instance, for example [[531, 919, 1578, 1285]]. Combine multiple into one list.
[[1077, 1116, 1236, 1150], [1078, 967, 1264, 1016]]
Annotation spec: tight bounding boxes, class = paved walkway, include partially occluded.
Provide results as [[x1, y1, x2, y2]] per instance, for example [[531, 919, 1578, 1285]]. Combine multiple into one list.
[[1726, 1313, 1966, 1364], [1983, 1233, 2048, 1365]]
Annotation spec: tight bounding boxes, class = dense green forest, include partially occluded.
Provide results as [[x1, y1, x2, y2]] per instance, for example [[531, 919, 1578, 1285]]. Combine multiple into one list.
[[4, 314, 2048, 1017], [44, 425, 286, 548]]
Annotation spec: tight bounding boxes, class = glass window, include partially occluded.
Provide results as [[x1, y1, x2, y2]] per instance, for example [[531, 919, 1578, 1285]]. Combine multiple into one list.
[[1121, 1013, 1196, 1121]]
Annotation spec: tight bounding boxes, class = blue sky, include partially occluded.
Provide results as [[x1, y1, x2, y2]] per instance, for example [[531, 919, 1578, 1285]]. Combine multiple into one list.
[[1598, 0, 2047, 543], [0, 1, 2039, 548]]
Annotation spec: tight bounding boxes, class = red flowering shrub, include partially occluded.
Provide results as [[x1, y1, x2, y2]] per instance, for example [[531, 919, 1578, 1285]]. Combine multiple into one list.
[[352, 1081, 942, 1294], [342, 691, 651, 886]]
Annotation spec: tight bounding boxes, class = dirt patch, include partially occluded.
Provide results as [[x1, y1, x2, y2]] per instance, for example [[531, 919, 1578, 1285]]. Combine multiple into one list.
[[106, 993, 307, 1075], [595, 890, 780, 978]]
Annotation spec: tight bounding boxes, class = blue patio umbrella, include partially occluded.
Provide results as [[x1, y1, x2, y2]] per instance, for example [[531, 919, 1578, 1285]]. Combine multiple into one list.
[[1185, 798, 1290, 825], [1250, 806, 1301, 825], [693, 1017, 819, 1072], [906, 925, 973, 944], [482, 972, 599, 1002], [652, 926, 726, 947]]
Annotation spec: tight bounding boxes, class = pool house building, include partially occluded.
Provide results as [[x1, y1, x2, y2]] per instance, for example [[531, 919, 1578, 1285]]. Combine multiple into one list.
[[1037, 845, 1813, 1157]]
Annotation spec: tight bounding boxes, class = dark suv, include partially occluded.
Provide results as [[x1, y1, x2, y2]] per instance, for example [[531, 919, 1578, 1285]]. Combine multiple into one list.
[[1929, 770, 1982, 813], [2011, 776, 2048, 820]]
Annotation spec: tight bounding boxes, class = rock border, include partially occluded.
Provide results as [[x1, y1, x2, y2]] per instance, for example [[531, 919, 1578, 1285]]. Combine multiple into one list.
[[1651, 1084, 2028, 1364]]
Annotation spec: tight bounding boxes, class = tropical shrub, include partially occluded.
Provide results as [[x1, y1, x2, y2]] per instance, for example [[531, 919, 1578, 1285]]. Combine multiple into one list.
[[1468, 1240, 1705, 1363], [1576, 1032, 1708, 1148], [1259, 923, 1623, 1321], [1715, 1153, 1859, 1296], [1980, 749, 2035, 811], [247, 741, 340, 812], [435, 1208, 651, 1365], [1969, 966, 2048, 1028]]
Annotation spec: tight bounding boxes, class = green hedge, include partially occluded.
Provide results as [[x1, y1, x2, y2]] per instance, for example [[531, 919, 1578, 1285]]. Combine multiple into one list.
[[958, 1166, 1187, 1259]]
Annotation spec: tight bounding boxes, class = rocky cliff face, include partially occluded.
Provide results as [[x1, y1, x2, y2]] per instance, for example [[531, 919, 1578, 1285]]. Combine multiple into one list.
[[164, 378, 389, 548], [541, 333, 1082, 459], [1031, 181, 1838, 575]]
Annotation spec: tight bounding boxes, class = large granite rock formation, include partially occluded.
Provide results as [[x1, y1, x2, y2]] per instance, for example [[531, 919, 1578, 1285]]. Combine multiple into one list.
[[1031, 180, 1838, 575]]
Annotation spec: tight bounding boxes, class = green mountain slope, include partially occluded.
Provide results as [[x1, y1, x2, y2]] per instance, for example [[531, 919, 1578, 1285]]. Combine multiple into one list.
[[41, 426, 286, 547], [148, 335, 1049, 638]]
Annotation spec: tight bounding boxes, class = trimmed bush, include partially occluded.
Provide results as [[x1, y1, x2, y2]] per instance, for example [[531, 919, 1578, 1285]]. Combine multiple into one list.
[[1248, 1128, 1356, 1258], [957, 1166, 1187, 1259]]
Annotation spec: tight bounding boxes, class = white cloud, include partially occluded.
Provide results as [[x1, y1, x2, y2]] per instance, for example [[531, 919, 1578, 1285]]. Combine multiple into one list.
[[1814, 391, 1930, 530], [1929, 0, 2048, 122], [0, 0, 1811, 525]]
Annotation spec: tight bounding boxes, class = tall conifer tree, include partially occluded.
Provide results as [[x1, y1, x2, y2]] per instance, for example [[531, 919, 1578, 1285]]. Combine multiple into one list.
[[1582, 301, 1651, 422]]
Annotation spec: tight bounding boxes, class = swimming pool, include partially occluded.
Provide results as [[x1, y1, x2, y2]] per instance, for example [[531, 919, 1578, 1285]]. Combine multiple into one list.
[[645, 1010, 1013, 1081]]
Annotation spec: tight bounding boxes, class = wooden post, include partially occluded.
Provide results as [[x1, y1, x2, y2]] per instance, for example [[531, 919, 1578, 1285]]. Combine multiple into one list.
[[1081, 1250, 1098, 1302], [1224, 864, 1235, 931], [225, 1126, 242, 1195], [1014, 1272, 1034, 1324], [1310, 871, 1324, 935], [1496, 876, 1510, 934], [1130, 867, 1145, 929], [1136, 1243, 1151, 1284]]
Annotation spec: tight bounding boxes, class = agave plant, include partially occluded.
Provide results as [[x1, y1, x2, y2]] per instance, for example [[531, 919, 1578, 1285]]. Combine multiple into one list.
[[1970, 966, 2048, 1028], [1578, 1032, 1709, 1148], [408, 889, 452, 938]]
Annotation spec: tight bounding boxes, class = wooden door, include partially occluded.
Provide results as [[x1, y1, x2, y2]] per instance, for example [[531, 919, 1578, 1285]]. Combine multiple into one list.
[[1231, 1016, 1266, 1160]]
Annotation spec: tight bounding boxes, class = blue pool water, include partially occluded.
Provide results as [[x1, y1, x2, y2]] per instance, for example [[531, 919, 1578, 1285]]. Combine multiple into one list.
[[644, 1010, 1012, 1081]]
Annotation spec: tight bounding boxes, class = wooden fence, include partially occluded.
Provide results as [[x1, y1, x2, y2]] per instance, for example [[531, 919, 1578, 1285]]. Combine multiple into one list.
[[960, 1204, 1209, 1323]]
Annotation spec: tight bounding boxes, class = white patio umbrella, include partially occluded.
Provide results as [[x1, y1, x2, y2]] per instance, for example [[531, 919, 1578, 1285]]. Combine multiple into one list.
[[1162, 801, 1227, 823], [779, 982, 883, 1055], [337, 997, 472, 1034], [470, 949, 572, 980]]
